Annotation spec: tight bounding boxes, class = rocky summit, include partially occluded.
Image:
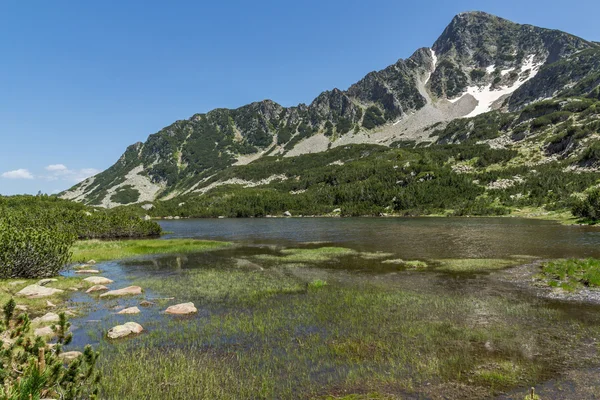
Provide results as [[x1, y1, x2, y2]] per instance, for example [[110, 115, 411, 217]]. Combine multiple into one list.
[[61, 11, 600, 211]]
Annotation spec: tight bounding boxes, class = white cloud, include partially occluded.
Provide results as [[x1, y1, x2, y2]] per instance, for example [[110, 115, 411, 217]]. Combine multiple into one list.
[[1, 169, 34, 179], [42, 164, 100, 183], [45, 164, 68, 172]]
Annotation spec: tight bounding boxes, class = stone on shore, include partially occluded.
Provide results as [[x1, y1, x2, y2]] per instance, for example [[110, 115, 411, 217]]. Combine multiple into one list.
[[34, 326, 56, 338], [165, 302, 197, 315], [86, 285, 109, 293], [8, 280, 26, 287], [87, 260, 97, 265], [107, 322, 143, 339], [32, 312, 60, 325], [83, 276, 113, 285], [46, 300, 56, 308], [16, 285, 64, 298], [75, 269, 100, 274], [15, 305, 28, 312], [59, 351, 82, 363], [37, 278, 58, 286], [118, 307, 141, 315], [100, 286, 143, 298]]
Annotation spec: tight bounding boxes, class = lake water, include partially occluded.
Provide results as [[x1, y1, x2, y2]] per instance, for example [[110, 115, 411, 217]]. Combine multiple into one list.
[[160, 217, 600, 259]]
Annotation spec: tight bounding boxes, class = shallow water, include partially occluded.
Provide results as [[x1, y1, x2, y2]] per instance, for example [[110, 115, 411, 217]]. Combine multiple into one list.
[[64, 218, 600, 399]]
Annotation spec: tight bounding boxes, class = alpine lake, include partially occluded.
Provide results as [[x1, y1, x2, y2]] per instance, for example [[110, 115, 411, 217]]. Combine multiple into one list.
[[60, 217, 600, 399]]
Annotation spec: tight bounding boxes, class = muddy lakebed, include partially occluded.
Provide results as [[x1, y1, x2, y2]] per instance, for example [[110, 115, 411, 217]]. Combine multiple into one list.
[[60, 218, 600, 399]]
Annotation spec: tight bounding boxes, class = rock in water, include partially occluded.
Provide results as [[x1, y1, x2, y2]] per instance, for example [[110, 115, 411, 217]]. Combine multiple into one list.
[[34, 326, 56, 338], [83, 276, 113, 285], [107, 322, 143, 339], [165, 302, 197, 315], [139, 300, 155, 307], [100, 286, 143, 298], [118, 307, 141, 315], [75, 269, 100, 274], [86, 285, 109, 293], [16, 285, 64, 298], [59, 351, 82, 363], [32, 312, 60, 324]]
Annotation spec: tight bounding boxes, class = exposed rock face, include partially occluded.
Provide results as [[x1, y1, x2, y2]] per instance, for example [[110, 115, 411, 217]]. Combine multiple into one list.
[[16, 285, 64, 298], [100, 286, 143, 298], [59, 11, 600, 207], [118, 307, 141, 315], [165, 303, 197, 315], [83, 276, 114, 285], [107, 322, 144, 339], [86, 285, 109, 293]]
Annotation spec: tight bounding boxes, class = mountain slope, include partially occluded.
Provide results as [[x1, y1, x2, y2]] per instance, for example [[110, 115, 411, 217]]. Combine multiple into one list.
[[61, 11, 600, 208]]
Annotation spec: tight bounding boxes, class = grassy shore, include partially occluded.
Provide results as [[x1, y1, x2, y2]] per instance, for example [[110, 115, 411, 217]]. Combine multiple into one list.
[[71, 238, 232, 262], [540, 258, 600, 291]]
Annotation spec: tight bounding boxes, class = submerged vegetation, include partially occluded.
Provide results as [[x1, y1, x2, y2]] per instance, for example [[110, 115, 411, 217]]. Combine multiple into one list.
[[90, 248, 600, 399]]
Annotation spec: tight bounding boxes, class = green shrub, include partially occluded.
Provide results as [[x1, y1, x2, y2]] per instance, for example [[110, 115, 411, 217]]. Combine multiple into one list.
[[0, 299, 101, 399], [572, 188, 600, 220], [0, 221, 74, 279], [362, 106, 386, 129]]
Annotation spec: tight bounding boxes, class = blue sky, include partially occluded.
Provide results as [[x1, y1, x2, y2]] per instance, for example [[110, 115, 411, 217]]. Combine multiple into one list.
[[1, 0, 599, 195]]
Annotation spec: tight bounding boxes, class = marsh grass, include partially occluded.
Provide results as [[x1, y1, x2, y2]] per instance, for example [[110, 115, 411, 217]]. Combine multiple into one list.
[[432, 258, 529, 272], [96, 257, 600, 399], [251, 246, 358, 263], [71, 239, 232, 262], [541, 258, 600, 290]]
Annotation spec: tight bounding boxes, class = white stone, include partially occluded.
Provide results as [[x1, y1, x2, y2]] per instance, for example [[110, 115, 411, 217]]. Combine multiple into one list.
[[16, 285, 64, 298]]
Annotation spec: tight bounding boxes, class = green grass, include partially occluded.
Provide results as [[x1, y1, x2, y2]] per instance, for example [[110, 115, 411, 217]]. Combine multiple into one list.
[[540, 258, 600, 290], [433, 258, 529, 272], [253, 247, 357, 263], [71, 239, 232, 262]]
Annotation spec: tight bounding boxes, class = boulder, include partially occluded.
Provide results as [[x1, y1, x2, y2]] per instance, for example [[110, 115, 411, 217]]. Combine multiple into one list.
[[333, 208, 341, 213], [59, 351, 82, 363], [139, 300, 155, 307], [100, 286, 143, 298], [107, 322, 143, 339], [283, 211, 292, 217], [15, 304, 28, 312], [165, 302, 197, 315], [37, 278, 58, 286], [86, 285, 109, 293], [75, 269, 100, 274], [16, 285, 64, 298], [34, 326, 55, 338], [87, 260, 97, 265], [46, 300, 56, 308], [118, 307, 141, 315], [9, 280, 26, 287], [83, 276, 113, 285], [32, 312, 60, 325]]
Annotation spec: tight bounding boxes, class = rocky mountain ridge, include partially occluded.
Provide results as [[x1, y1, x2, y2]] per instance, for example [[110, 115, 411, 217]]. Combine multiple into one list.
[[61, 11, 600, 207]]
